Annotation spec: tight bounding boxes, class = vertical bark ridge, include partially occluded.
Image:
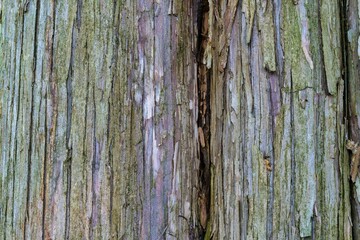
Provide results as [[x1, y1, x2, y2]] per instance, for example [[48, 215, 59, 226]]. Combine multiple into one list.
[[24, 0, 41, 238], [64, 19, 74, 240], [138, 0, 154, 237], [13, 1, 24, 237], [43, 1, 56, 238], [33, 6, 47, 237], [90, 83, 97, 240], [289, 70, 296, 239]]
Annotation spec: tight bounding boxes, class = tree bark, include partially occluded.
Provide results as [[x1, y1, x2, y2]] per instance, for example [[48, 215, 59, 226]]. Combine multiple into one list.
[[346, 0, 360, 239], [0, 0, 358, 239]]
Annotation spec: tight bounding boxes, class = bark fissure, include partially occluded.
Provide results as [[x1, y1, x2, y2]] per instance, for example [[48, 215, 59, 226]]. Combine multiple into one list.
[[337, 1, 350, 239], [340, 0, 349, 122], [196, 0, 211, 237]]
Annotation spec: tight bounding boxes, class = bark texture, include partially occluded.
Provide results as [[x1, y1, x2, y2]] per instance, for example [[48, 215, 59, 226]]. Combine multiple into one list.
[[0, 0, 359, 239]]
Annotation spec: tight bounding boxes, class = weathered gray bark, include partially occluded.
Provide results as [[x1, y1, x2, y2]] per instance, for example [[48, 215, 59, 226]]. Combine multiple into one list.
[[0, 0, 358, 239]]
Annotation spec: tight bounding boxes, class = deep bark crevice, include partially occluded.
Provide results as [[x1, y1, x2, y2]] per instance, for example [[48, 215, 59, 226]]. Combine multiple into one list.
[[196, 0, 211, 238], [340, 0, 349, 122], [340, 0, 360, 238]]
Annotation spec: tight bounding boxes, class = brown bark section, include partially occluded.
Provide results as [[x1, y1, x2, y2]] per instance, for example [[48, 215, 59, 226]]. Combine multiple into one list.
[[0, 0, 358, 239]]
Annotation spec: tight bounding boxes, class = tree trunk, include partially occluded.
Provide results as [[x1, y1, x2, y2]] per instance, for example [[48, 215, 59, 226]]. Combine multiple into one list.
[[0, 0, 358, 239]]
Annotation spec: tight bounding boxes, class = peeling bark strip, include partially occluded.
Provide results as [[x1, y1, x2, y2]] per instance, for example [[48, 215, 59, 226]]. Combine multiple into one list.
[[0, 0, 359, 239], [346, 141, 360, 182]]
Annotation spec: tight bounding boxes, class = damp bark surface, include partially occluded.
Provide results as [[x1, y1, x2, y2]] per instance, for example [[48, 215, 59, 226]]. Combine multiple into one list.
[[0, 0, 359, 239]]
